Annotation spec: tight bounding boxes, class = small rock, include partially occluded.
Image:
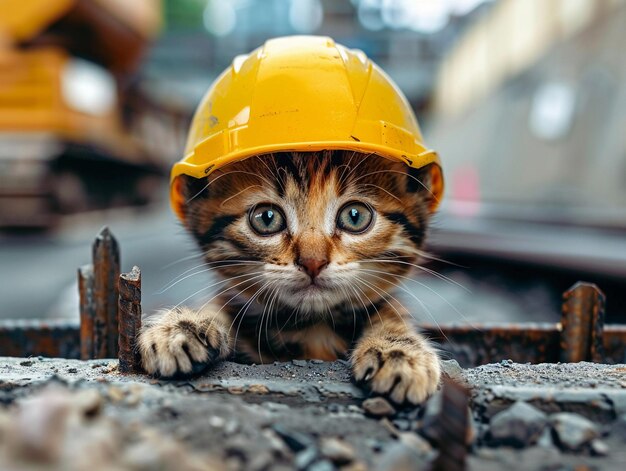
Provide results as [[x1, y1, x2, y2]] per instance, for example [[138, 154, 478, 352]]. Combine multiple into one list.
[[263, 401, 290, 412], [362, 397, 396, 417], [590, 439, 609, 456], [272, 424, 314, 452], [107, 386, 125, 403], [306, 459, 335, 471], [292, 359, 308, 367], [224, 419, 240, 436], [320, 437, 354, 465], [208, 416, 225, 428], [67, 368, 77, 374], [248, 450, 274, 471], [340, 461, 368, 471], [536, 427, 554, 449], [398, 432, 432, 455], [612, 414, 626, 442], [376, 442, 431, 471], [74, 390, 103, 418], [366, 439, 385, 453], [19, 361, 33, 367], [392, 419, 411, 431], [551, 412, 599, 451], [248, 384, 269, 394], [294, 447, 318, 470], [489, 401, 547, 447]]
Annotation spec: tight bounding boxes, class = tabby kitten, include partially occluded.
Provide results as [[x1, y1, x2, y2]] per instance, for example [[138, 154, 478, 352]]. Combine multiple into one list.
[[139, 150, 442, 404]]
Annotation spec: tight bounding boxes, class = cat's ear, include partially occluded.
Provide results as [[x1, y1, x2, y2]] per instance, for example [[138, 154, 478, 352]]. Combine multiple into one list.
[[171, 174, 209, 223], [406, 163, 444, 213]]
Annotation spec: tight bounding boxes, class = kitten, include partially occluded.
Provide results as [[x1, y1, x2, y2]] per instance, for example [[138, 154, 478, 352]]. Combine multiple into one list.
[[139, 150, 443, 404]]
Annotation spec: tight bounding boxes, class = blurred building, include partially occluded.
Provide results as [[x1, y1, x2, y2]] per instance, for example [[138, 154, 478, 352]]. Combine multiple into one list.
[[428, 0, 626, 277], [431, 0, 626, 225], [146, 0, 494, 115]]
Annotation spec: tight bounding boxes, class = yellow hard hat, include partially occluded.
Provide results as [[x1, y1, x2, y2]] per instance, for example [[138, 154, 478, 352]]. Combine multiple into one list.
[[172, 36, 442, 219]]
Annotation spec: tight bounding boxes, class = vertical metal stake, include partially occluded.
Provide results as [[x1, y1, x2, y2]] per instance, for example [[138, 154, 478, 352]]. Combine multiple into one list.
[[118, 266, 142, 373], [78, 264, 95, 360], [92, 226, 120, 358], [560, 282, 606, 363], [432, 378, 469, 471]]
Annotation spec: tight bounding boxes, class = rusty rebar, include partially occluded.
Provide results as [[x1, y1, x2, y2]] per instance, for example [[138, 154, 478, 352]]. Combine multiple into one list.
[[560, 282, 606, 363], [78, 264, 95, 360], [432, 378, 469, 471], [92, 226, 120, 358], [118, 266, 143, 374]]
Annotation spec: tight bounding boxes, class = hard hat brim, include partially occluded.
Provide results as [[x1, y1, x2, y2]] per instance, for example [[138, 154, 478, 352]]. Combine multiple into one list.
[[171, 141, 440, 182]]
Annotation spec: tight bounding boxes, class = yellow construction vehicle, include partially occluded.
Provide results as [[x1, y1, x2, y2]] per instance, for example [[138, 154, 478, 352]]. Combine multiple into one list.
[[0, 0, 162, 228]]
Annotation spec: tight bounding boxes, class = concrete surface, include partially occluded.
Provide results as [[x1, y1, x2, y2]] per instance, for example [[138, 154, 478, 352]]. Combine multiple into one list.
[[1, 357, 626, 470]]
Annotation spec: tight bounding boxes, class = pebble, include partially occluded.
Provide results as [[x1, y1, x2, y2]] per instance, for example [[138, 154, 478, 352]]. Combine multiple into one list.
[[612, 414, 626, 442], [489, 401, 548, 447], [590, 439, 609, 456], [272, 424, 314, 452], [306, 459, 335, 471], [107, 386, 125, 402], [340, 462, 368, 471], [292, 360, 308, 367], [376, 442, 431, 471], [550, 412, 599, 451], [362, 397, 396, 417], [398, 432, 432, 455], [320, 437, 355, 464], [392, 419, 411, 431], [294, 447, 318, 470]]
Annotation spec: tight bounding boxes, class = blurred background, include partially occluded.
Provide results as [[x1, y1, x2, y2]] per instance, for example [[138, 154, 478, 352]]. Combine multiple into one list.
[[0, 0, 624, 327]]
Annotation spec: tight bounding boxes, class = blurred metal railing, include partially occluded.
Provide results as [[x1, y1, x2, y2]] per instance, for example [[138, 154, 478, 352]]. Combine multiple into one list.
[[1, 229, 625, 367]]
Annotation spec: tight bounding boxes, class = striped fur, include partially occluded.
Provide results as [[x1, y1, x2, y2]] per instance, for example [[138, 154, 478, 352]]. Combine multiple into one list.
[[139, 151, 442, 403]]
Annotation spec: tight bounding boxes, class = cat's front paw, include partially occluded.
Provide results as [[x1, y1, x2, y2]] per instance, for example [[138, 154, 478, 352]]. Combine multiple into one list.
[[351, 337, 440, 405], [138, 307, 230, 378]]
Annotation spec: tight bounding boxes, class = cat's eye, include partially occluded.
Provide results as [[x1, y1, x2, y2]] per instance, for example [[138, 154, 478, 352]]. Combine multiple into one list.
[[248, 204, 286, 235], [337, 202, 374, 233]]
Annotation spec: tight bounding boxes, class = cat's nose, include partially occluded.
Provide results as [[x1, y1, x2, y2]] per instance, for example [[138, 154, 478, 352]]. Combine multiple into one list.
[[297, 257, 328, 279]]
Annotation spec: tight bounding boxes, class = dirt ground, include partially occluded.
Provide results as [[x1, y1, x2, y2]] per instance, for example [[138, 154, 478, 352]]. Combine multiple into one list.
[[1, 357, 626, 470]]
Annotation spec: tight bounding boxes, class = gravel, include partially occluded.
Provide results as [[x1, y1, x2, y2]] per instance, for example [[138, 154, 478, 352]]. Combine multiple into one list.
[[489, 401, 548, 447], [361, 397, 396, 417], [550, 412, 599, 451], [1, 357, 626, 470]]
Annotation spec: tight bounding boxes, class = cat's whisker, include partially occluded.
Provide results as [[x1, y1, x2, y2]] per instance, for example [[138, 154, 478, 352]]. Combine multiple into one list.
[[361, 259, 471, 293], [338, 152, 376, 188], [349, 281, 382, 328], [355, 269, 455, 343], [157, 261, 264, 294], [352, 275, 409, 331], [255, 280, 277, 360], [358, 266, 477, 329], [158, 259, 262, 291], [356, 270, 449, 344], [260, 282, 281, 361], [160, 253, 204, 270], [220, 184, 264, 207], [223, 279, 268, 337], [186, 169, 274, 204], [174, 272, 265, 310], [358, 183, 403, 203], [351, 168, 441, 204], [404, 246, 467, 268], [231, 280, 274, 356]]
